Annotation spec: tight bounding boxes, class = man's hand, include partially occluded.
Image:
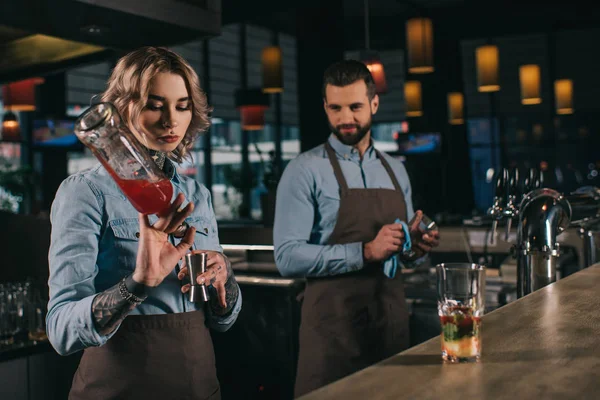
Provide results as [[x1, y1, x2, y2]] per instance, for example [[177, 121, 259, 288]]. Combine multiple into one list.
[[363, 223, 406, 263], [405, 210, 440, 260]]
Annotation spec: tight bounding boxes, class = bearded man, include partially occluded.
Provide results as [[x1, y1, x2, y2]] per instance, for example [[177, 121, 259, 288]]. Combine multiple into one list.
[[273, 60, 440, 397]]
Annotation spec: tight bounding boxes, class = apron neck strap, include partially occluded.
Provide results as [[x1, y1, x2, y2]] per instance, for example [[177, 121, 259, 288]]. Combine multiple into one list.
[[324, 141, 349, 191], [375, 149, 403, 192]]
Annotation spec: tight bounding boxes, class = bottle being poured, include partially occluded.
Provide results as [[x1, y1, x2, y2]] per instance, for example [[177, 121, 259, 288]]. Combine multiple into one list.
[[74, 102, 173, 215]]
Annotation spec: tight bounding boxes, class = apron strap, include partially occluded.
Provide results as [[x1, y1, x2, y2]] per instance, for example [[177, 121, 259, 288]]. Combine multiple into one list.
[[375, 149, 403, 192], [324, 141, 349, 192]]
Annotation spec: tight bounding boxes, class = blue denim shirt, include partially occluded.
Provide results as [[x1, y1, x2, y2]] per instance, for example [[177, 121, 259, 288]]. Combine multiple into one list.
[[47, 161, 242, 356], [274, 134, 421, 277]]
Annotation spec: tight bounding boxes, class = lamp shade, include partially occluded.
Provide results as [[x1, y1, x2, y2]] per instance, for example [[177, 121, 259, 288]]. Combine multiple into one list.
[[475, 45, 499, 92], [554, 79, 574, 115], [404, 81, 423, 117], [1, 111, 21, 141], [447, 92, 464, 125], [406, 17, 434, 74], [262, 46, 283, 93], [519, 64, 542, 105], [360, 50, 388, 94], [1, 77, 44, 111], [235, 88, 270, 131]]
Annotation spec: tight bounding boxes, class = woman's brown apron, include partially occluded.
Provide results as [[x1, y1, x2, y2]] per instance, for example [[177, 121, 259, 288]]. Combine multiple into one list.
[[69, 310, 220, 400], [294, 142, 411, 398]]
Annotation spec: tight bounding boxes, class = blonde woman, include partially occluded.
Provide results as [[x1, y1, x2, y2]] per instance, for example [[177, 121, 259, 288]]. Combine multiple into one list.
[[47, 47, 241, 400]]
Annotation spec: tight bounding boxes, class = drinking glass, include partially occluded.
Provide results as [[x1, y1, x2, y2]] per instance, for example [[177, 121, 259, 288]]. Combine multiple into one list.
[[436, 263, 486, 363]]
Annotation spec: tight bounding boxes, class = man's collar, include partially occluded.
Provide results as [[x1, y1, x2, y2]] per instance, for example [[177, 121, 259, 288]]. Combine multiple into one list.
[[327, 133, 375, 159]]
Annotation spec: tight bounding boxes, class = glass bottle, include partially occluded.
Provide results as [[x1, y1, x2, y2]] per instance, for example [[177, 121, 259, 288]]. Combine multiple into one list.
[[74, 102, 173, 215]]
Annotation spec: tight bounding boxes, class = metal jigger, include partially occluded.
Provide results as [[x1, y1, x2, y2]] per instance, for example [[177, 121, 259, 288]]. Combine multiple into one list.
[[184, 252, 210, 302]]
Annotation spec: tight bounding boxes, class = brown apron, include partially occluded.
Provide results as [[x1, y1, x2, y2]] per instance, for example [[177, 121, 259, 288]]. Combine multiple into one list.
[[294, 142, 411, 398], [69, 310, 220, 400]]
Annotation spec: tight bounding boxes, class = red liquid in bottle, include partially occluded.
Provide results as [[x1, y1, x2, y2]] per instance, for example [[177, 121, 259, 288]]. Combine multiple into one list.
[[114, 176, 173, 215], [99, 159, 173, 215]]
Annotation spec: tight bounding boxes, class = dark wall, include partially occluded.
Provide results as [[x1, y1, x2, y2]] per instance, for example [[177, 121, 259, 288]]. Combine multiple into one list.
[[0, 212, 51, 292], [296, 2, 345, 152]]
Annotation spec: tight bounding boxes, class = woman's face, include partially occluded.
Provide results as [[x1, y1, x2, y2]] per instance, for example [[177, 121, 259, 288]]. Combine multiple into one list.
[[132, 72, 193, 152]]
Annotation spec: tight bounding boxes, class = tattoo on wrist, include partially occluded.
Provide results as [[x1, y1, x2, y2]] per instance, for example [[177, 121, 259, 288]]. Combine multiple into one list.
[[92, 279, 144, 336]]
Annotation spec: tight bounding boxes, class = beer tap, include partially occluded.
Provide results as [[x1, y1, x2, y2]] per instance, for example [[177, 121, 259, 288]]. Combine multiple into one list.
[[488, 168, 508, 245], [487, 165, 600, 298], [503, 168, 520, 241], [524, 167, 540, 193]]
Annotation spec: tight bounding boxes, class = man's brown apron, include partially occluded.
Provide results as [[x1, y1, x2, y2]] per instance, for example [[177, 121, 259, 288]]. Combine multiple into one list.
[[69, 310, 220, 400], [294, 142, 411, 398]]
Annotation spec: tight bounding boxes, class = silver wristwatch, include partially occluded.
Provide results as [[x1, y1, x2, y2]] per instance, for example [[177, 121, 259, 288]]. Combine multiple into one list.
[[118, 277, 146, 305]]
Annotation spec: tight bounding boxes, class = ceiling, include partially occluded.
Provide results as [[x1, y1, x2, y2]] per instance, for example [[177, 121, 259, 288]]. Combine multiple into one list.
[[1, 0, 600, 83], [0, 0, 221, 83], [222, 0, 600, 49]]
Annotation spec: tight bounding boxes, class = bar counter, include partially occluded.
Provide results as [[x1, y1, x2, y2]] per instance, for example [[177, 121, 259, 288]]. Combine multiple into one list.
[[299, 263, 600, 400]]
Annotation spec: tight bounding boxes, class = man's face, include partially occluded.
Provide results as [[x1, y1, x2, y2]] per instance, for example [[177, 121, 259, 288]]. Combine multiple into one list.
[[324, 80, 379, 146]]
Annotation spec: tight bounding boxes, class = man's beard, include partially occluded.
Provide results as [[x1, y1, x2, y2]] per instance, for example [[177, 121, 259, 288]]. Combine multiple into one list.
[[330, 118, 372, 146]]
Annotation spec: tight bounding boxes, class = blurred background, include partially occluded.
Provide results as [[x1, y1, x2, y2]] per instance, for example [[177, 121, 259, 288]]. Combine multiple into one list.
[[0, 1, 599, 399]]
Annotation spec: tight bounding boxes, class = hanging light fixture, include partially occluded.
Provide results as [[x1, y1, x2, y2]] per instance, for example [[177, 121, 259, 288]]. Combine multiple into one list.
[[519, 64, 542, 105], [475, 45, 500, 92], [406, 17, 434, 74], [261, 46, 283, 94], [235, 88, 270, 131], [359, 0, 387, 94], [360, 50, 388, 93], [1, 77, 44, 111], [554, 79, 574, 115], [404, 81, 423, 117], [447, 92, 464, 125], [1, 111, 20, 141]]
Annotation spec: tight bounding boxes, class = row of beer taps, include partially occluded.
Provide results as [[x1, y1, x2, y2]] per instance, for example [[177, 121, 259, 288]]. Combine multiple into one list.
[[488, 167, 545, 243]]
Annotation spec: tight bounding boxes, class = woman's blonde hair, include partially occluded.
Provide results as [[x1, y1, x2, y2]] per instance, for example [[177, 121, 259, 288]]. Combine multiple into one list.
[[101, 46, 211, 163]]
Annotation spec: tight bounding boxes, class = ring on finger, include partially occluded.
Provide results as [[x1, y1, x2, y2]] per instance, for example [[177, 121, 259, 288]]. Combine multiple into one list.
[[173, 221, 190, 238]]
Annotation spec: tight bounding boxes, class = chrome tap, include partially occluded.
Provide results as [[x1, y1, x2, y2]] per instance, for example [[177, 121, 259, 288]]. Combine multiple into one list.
[[487, 165, 600, 298], [488, 168, 508, 245], [566, 186, 600, 267], [503, 168, 520, 241], [514, 189, 571, 297]]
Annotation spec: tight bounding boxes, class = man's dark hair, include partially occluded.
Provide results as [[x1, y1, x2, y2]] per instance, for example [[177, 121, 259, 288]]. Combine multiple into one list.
[[322, 60, 377, 100]]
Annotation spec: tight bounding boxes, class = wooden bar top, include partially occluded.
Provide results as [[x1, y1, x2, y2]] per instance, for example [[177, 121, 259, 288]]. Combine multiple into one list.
[[299, 264, 600, 400]]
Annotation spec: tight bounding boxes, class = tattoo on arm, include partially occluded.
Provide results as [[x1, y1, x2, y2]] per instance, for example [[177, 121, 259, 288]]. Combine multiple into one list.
[[92, 283, 138, 336], [209, 256, 240, 316]]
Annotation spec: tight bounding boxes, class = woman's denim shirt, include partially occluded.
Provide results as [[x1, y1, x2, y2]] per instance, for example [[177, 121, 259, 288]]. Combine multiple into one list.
[[47, 161, 242, 356]]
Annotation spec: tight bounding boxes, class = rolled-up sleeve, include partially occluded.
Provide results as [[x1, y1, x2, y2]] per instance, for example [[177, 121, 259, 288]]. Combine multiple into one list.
[[207, 288, 242, 332], [274, 159, 364, 278], [46, 175, 115, 355]]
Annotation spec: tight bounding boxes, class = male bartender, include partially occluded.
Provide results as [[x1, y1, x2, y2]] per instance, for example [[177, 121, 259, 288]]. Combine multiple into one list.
[[273, 60, 440, 397]]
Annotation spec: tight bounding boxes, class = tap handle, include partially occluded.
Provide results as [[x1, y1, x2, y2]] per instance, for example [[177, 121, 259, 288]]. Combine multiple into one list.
[[537, 168, 545, 188], [524, 167, 538, 193], [495, 168, 509, 199], [508, 168, 520, 198]]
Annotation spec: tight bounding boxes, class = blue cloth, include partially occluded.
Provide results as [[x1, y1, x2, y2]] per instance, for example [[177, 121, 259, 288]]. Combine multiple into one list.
[[383, 219, 412, 278], [274, 134, 420, 278], [47, 160, 242, 356]]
